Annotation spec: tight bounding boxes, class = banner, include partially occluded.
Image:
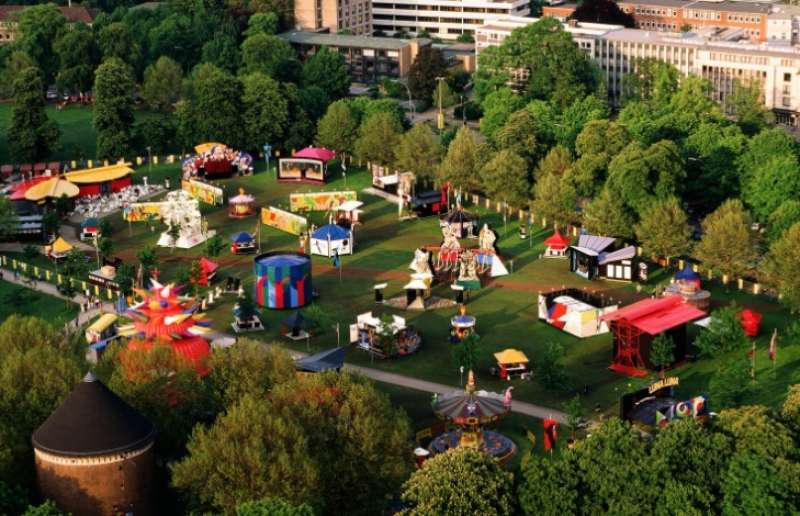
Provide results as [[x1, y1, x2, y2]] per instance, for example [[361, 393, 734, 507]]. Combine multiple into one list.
[[289, 191, 357, 212], [182, 179, 224, 205], [123, 202, 163, 222], [261, 206, 308, 236]]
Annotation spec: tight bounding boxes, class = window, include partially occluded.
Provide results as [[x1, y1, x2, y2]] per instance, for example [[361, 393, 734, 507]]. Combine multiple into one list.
[[785, 72, 792, 82]]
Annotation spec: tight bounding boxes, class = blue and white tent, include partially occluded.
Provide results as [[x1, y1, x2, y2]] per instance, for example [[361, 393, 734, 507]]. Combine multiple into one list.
[[310, 224, 353, 257]]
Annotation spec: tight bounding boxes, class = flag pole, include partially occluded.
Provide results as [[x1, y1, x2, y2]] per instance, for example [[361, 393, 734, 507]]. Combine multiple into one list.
[[751, 339, 756, 381]]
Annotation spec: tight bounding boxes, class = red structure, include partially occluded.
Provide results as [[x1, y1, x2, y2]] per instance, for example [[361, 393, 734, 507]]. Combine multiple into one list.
[[601, 296, 706, 377], [543, 229, 571, 257], [741, 308, 763, 337], [120, 281, 213, 377]]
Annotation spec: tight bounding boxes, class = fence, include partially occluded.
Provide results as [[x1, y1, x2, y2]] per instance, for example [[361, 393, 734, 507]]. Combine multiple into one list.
[[1, 255, 121, 303]]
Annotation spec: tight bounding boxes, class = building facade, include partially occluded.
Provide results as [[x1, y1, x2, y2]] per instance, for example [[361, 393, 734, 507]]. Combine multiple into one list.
[[475, 16, 800, 125], [0, 5, 96, 43], [543, 0, 800, 44], [372, 0, 530, 41], [280, 31, 430, 79], [294, 0, 373, 35]]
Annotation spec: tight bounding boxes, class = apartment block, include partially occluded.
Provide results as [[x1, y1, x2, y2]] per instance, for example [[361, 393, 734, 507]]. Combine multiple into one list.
[[372, 0, 530, 41], [294, 0, 373, 35], [0, 5, 96, 43]]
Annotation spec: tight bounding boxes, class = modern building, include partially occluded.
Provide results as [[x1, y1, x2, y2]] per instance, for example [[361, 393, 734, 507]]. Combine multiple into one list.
[[32, 373, 156, 516], [543, 0, 800, 44], [372, 0, 530, 41], [280, 31, 431, 79], [475, 16, 800, 125], [294, 0, 373, 35], [0, 5, 96, 43]]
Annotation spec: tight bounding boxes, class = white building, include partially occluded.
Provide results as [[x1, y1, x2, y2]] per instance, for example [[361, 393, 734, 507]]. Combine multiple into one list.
[[475, 16, 800, 125], [372, 0, 530, 41]]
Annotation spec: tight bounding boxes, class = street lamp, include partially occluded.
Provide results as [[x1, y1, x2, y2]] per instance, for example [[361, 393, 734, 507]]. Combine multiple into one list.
[[146, 146, 152, 174], [435, 76, 446, 132], [263, 144, 272, 174], [402, 82, 415, 123]]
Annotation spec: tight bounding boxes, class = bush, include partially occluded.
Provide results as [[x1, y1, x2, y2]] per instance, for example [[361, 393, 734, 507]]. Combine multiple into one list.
[[454, 101, 482, 121]]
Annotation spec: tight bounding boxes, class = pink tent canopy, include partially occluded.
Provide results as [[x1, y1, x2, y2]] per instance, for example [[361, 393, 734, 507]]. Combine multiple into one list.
[[293, 147, 336, 162]]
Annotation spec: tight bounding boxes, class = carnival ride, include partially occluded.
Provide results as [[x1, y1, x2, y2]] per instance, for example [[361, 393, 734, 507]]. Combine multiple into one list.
[[182, 143, 253, 179], [350, 311, 422, 358], [155, 190, 216, 249]]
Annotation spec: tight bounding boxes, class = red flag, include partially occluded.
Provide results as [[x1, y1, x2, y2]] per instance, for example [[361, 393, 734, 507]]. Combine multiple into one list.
[[769, 329, 778, 361], [543, 418, 558, 451]]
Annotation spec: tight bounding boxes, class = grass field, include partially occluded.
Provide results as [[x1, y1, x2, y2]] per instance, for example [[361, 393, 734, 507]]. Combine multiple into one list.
[[4, 162, 797, 428], [0, 279, 78, 326]]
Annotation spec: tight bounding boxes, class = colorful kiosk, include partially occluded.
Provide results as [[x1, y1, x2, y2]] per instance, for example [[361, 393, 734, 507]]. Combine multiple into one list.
[[254, 252, 312, 309], [45, 237, 74, 260], [569, 234, 637, 281], [544, 229, 571, 258], [80, 217, 100, 240], [310, 224, 353, 257], [278, 147, 335, 183], [493, 349, 530, 380], [230, 231, 256, 254], [663, 263, 710, 310], [228, 188, 256, 218], [429, 372, 516, 463]]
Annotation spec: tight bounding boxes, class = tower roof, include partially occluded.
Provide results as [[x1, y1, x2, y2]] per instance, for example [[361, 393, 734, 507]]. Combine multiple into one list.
[[32, 373, 155, 457]]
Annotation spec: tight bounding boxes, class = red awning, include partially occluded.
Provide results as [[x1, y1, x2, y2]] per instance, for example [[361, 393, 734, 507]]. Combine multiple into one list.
[[8, 176, 49, 201], [544, 229, 571, 249], [199, 257, 219, 275], [601, 295, 706, 335], [293, 146, 336, 162]]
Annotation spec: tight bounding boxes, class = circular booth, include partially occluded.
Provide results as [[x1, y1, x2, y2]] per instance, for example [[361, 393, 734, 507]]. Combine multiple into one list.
[[254, 252, 313, 309]]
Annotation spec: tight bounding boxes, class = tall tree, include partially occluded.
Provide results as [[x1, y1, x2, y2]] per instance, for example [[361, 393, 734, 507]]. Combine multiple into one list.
[[15, 5, 65, 83], [181, 64, 244, 147], [401, 448, 515, 516], [569, 0, 635, 26], [621, 58, 679, 105], [8, 67, 59, 162], [763, 222, 800, 312], [742, 154, 800, 221], [244, 12, 279, 37], [315, 100, 359, 159], [395, 124, 443, 184], [480, 87, 525, 145], [240, 34, 295, 78], [235, 498, 314, 516], [54, 23, 98, 95], [532, 171, 578, 229], [407, 46, 447, 100], [93, 58, 135, 160], [767, 200, 800, 242], [200, 33, 241, 73], [496, 109, 542, 167], [582, 188, 635, 238], [147, 13, 201, 71], [683, 121, 746, 208], [480, 150, 531, 208], [534, 145, 572, 180], [695, 199, 759, 280], [142, 56, 183, 112], [634, 197, 692, 259], [726, 80, 774, 136], [301, 46, 349, 101], [649, 333, 676, 378], [354, 112, 402, 167], [694, 305, 749, 357], [97, 22, 142, 69], [438, 126, 481, 191], [241, 73, 288, 151]]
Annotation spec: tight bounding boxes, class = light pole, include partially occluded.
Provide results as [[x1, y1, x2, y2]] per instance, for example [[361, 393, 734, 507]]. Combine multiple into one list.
[[146, 146, 152, 174], [460, 94, 466, 126], [402, 82, 415, 123], [263, 144, 272, 174], [435, 76, 446, 132]]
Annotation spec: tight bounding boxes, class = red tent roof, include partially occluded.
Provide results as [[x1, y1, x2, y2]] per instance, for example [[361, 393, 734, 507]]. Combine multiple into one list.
[[293, 146, 336, 162], [199, 257, 219, 275], [544, 229, 571, 249], [601, 295, 706, 335], [8, 176, 49, 201]]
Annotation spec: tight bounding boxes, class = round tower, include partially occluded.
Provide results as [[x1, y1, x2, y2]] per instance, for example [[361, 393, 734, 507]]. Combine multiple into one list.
[[32, 372, 156, 516]]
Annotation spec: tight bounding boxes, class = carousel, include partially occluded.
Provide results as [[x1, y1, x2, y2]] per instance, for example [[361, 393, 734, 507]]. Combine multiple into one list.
[[429, 371, 517, 463], [439, 208, 478, 238], [432, 223, 508, 285], [228, 188, 256, 218], [450, 304, 477, 342]]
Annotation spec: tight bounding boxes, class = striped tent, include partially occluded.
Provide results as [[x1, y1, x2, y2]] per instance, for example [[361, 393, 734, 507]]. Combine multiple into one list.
[[254, 252, 312, 309]]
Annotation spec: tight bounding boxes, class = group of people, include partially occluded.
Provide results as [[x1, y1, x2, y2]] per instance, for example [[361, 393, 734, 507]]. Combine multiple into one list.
[[181, 146, 253, 179]]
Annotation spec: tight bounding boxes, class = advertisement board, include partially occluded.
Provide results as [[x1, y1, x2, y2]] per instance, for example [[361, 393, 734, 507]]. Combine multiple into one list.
[[289, 191, 357, 212], [261, 206, 308, 235], [182, 179, 224, 205], [123, 202, 163, 222]]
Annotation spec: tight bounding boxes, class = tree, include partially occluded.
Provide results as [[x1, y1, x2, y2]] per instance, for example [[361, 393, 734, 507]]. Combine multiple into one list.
[[240, 34, 295, 78], [244, 12, 280, 37], [15, 5, 65, 83], [431, 80, 458, 109], [716, 405, 796, 458], [400, 448, 515, 516], [181, 64, 243, 148], [315, 100, 359, 159], [205, 234, 227, 258], [301, 47, 350, 101], [21, 500, 65, 516], [621, 58, 679, 104], [737, 127, 797, 183], [721, 453, 794, 515], [438, 126, 480, 191], [683, 121, 746, 208], [142, 56, 183, 112], [395, 124, 443, 184], [695, 305, 749, 357], [480, 88, 525, 145], [519, 447, 581, 515], [709, 357, 752, 409], [534, 145, 572, 180], [726, 80, 773, 136], [235, 498, 314, 516], [563, 395, 584, 439], [241, 73, 288, 151], [496, 109, 542, 167], [569, 0, 635, 26], [137, 245, 157, 279], [200, 33, 240, 73], [763, 222, 800, 311], [767, 200, 800, 242], [649, 333, 676, 378], [634, 197, 692, 259], [533, 341, 568, 391], [480, 150, 531, 208], [451, 333, 478, 372], [742, 154, 800, 221], [354, 112, 402, 167], [695, 199, 759, 280], [97, 22, 141, 68], [407, 46, 447, 100], [93, 58, 135, 160], [132, 116, 177, 155], [780, 384, 800, 436], [531, 171, 578, 229], [575, 120, 630, 158], [557, 95, 609, 151], [97, 237, 114, 261], [54, 23, 97, 95], [0, 197, 18, 240], [7, 67, 59, 162], [582, 188, 635, 238]]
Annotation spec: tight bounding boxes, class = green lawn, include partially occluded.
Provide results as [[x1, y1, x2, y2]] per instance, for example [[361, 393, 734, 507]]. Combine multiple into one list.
[[0, 279, 78, 326], [4, 164, 797, 417]]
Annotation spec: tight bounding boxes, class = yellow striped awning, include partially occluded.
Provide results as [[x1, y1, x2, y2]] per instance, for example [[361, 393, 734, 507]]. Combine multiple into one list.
[[194, 142, 226, 154], [48, 237, 74, 255], [64, 163, 133, 184], [494, 349, 529, 365], [24, 178, 79, 201]]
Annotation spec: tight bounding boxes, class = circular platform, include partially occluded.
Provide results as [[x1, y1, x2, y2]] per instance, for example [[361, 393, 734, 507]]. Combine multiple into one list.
[[429, 429, 517, 463]]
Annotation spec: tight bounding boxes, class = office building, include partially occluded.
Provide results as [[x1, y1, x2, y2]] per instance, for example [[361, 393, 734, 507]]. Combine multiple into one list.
[[294, 0, 373, 35]]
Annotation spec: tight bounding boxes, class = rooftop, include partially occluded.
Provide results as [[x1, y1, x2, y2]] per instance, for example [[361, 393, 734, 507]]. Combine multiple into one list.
[[280, 31, 431, 50], [0, 5, 97, 23]]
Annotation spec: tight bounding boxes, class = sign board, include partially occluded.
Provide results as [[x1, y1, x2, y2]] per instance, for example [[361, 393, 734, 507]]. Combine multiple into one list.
[[289, 191, 357, 212], [261, 206, 308, 236], [648, 376, 679, 394], [123, 202, 163, 222], [181, 179, 223, 205]]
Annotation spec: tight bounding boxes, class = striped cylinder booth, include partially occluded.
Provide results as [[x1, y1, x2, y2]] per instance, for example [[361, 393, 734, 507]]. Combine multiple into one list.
[[254, 252, 312, 309]]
